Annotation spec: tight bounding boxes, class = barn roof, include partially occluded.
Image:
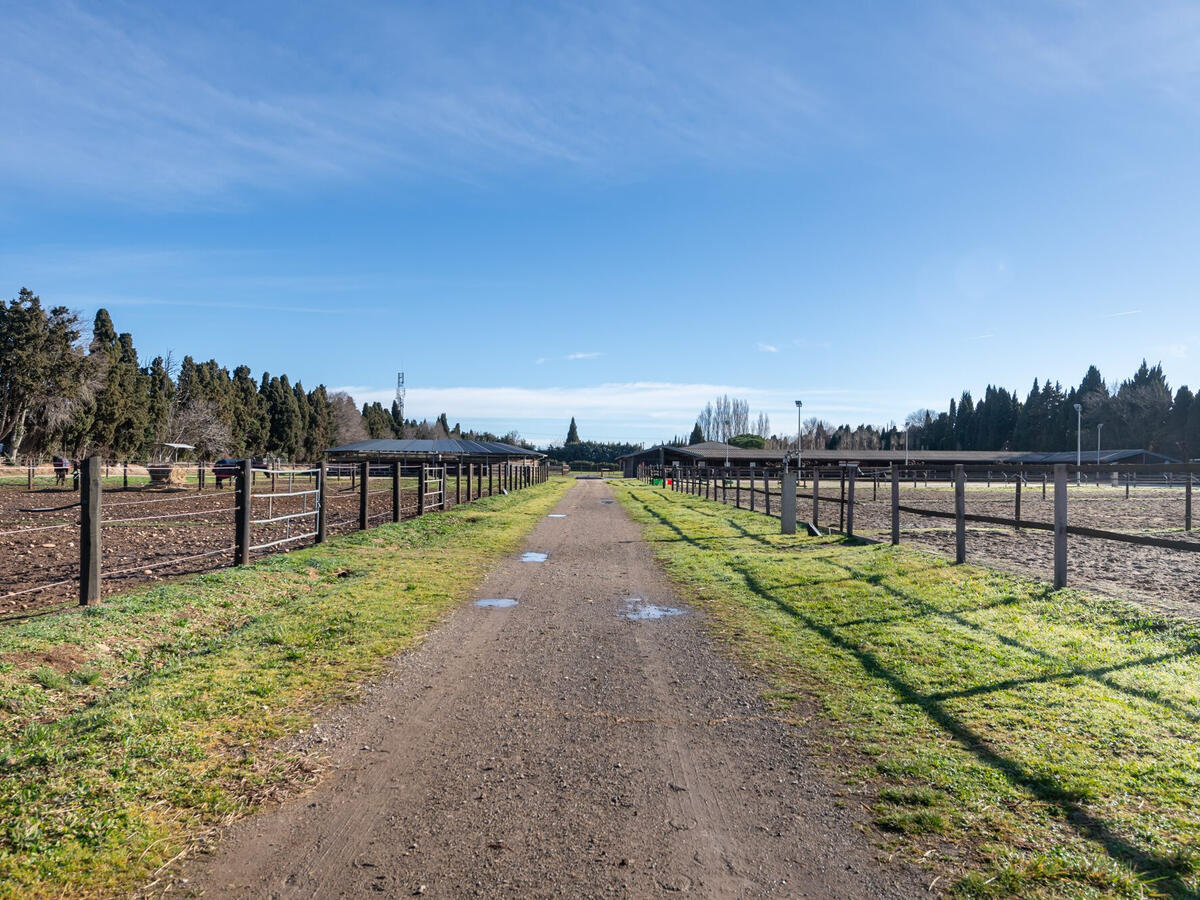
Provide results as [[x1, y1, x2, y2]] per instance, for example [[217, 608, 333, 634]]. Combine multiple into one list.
[[325, 439, 544, 459], [615, 442, 1176, 465]]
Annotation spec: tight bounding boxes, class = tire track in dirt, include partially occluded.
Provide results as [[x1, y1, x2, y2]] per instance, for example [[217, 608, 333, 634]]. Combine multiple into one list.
[[178, 479, 923, 897]]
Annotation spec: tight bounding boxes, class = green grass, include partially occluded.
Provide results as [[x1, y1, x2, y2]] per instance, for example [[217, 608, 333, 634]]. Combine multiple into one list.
[[612, 482, 1200, 898], [0, 477, 570, 899]]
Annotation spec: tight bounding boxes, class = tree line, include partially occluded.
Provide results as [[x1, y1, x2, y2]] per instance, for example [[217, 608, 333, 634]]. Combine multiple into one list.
[[0, 290, 529, 463], [542, 417, 640, 464], [770, 363, 1197, 459], [661, 366, 1198, 461]]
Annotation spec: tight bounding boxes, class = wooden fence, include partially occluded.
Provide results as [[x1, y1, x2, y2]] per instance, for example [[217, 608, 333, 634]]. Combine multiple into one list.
[[642, 462, 1197, 590], [2, 457, 549, 615]]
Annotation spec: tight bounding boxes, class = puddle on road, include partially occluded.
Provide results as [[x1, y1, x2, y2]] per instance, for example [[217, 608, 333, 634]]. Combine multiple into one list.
[[547, 514, 567, 518], [520, 552, 548, 562], [622, 598, 686, 621], [475, 598, 518, 609]]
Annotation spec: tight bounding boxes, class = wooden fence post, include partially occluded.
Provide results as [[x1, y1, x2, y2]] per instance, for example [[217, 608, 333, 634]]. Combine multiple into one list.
[[781, 470, 797, 534], [456, 461, 463, 505], [197, 462, 204, 492], [1186, 471, 1193, 532], [235, 458, 251, 566], [954, 464, 966, 564], [489, 464, 494, 496], [890, 463, 899, 545], [1053, 464, 1068, 588], [749, 469, 756, 512], [839, 469, 846, 532], [392, 461, 402, 522], [846, 468, 856, 538], [316, 461, 328, 543], [27, 462, 33, 492], [812, 467, 820, 530], [123, 460, 129, 490], [418, 465, 427, 515], [358, 461, 369, 530], [1014, 476, 1022, 530], [79, 456, 101, 606]]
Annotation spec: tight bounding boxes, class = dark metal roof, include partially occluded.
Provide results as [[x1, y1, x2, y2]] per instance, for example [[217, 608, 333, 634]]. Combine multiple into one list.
[[616, 442, 1176, 465], [325, 439, 544, 459]]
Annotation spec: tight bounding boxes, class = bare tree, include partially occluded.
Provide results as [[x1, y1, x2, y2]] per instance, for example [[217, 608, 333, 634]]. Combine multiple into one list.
[[165, 399, 232, 458], [329, 391, 368, 443]]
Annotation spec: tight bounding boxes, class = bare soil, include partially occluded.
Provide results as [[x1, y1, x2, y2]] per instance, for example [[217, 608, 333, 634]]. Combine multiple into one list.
[[174, 479, 924, 898], [707, 478, 1200, 617], [0, 470, 495, 620]]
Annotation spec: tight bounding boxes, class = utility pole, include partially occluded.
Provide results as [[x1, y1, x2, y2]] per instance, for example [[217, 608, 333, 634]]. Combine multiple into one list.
[[795, 399, 803, 471], [1074, 403, 1083, 486]]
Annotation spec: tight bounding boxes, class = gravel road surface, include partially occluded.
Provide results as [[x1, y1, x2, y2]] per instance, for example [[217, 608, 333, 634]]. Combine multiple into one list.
[[180, 479, 923, 898]]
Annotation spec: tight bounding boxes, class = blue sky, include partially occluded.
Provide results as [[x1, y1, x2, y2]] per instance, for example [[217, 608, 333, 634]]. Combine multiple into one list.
[[2, 1, 1198, 446]]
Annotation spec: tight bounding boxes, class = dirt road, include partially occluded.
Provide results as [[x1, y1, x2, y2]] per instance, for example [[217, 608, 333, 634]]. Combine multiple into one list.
[[180, 479, 921, 897]]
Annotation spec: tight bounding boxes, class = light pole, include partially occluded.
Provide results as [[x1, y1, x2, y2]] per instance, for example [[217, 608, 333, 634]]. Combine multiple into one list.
[[1074, 403, 1083, 486], [904, 425, 910, 466], [795, 400, 803, 472], [1097, 422, 1103, 465]]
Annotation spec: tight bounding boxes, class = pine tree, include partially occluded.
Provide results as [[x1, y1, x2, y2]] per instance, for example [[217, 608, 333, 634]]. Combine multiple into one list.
[[230, 365, 265, 456], [566, 417, 580, 444], [688, 423, 704, 445]]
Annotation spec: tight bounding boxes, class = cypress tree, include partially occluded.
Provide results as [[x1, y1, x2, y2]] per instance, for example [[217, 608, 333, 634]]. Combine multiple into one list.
[[566, 417, 580, 444]]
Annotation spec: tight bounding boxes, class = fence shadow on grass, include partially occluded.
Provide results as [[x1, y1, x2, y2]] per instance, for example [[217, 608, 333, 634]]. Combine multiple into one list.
[[819, 556, 1200, 726], [621, 485, 1197, 891], [728, 560, 1195, 893]]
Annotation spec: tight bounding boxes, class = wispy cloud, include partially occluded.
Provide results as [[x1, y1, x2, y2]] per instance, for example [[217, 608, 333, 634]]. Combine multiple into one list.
[[565, 351, 603, 360], [331, 381, 894, 433], [756, 342, 778, 353], [1158, 342, 1188, 359], [0, 2, 831, 202], [56, 294, 367, 316], [1102, 309, 1142, 318]]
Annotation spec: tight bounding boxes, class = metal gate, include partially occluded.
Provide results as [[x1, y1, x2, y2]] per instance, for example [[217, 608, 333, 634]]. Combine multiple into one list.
[[423, 465, 446, 511]]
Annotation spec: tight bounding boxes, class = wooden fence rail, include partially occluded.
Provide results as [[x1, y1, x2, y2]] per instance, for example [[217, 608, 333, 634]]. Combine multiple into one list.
[[644, 461, 1198, 591], [3, 457, 550, 611]]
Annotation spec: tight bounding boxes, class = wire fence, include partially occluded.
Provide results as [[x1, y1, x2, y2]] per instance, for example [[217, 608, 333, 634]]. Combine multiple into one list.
[[0, 456, 549, 621]]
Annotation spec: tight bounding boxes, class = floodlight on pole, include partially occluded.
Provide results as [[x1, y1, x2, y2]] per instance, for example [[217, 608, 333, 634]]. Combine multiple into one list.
[[1074, 403, 1083, 486], [795, 400, 803, 472]]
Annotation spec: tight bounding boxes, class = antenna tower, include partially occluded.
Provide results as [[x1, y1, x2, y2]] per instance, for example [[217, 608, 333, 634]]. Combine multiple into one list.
[[395, 371, 406, 424]]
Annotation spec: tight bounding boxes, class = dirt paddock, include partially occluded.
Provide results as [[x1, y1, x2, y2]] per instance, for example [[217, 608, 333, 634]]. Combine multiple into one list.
[[0, 470, 483, 621]]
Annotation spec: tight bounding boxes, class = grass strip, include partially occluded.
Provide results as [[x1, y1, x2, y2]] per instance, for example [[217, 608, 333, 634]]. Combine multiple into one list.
[[0, 477, 570, 899], [612, 482, 1200, 898]]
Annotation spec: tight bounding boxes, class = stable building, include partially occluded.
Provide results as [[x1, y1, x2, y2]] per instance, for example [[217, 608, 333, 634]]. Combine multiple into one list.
[[615, 441, 1175, 479]]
